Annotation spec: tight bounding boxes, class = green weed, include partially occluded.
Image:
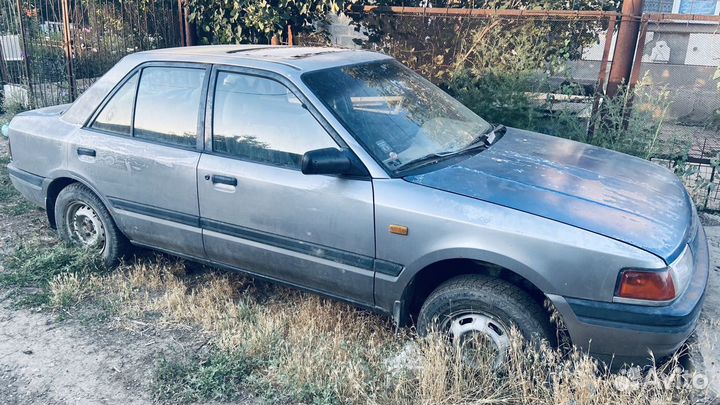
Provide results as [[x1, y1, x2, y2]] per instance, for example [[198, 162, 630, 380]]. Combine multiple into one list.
[[0, 154, 37, 216], [0, 242, 105, 309], [152, 350, 258, 403]]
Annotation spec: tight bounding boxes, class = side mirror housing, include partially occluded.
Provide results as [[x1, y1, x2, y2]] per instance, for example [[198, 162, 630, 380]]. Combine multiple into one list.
[[301, 148, 363, 176]]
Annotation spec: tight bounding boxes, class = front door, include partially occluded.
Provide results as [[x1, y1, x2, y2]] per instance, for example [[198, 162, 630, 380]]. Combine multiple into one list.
[[197, 68, 375, 305], [68, 63, 210, 257]]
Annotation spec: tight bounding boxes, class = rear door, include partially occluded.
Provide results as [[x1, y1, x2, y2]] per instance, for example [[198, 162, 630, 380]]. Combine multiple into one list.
[[67, 63, 210, 256], [197, 66, 376, 305]]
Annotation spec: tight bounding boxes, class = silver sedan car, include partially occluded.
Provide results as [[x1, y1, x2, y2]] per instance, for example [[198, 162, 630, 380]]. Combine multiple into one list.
[[6, 46, 709, 366]]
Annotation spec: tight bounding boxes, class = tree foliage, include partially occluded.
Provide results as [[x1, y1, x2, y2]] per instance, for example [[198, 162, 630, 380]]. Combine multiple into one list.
[[187, 0, 342, 44]]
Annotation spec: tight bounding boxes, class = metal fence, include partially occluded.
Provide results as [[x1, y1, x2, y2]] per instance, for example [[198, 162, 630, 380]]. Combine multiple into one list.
[[633, 15, 720, 210], [0, 0, 182, 109], [1, 2, 719, 209]]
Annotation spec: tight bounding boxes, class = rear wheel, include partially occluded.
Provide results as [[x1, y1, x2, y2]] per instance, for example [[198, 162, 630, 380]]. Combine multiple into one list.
[[416, 274, 553, 368], [55, 183, 128, 267]]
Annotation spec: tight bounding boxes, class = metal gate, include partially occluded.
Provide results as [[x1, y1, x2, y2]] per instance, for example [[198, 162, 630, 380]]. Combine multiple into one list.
[[0, 0, 182, 109]]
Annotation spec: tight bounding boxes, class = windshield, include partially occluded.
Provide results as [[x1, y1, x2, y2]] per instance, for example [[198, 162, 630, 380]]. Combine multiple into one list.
[[302, 60, 492, 172]]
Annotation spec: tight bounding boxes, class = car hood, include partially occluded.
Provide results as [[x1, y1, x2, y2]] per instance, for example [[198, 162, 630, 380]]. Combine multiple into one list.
[[405, 128, 693, 262]]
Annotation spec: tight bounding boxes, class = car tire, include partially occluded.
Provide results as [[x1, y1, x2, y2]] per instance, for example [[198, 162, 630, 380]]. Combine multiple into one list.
[[416, 274, 554, 366], [55, 183, 128, 267]]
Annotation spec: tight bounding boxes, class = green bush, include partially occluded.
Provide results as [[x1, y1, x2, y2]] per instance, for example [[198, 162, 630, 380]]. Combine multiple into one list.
[[446, 70, 543, 131], [447, 68, 688, 161], [187, 0, 340, 44]]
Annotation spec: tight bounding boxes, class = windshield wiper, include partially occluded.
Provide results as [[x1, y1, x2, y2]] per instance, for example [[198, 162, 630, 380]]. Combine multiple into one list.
[[394, 150, 457, 174], [395, 124, 507, 175], [459, 124, 506, 153], [486, 124, 506, 145]]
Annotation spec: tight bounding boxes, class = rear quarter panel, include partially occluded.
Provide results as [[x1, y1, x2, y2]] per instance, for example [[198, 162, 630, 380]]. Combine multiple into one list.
[[8, 105, 75, 178]]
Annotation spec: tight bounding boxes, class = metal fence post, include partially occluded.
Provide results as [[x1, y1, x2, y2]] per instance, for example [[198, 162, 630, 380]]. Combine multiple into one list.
[[703, 163, 715, 211], [606, 0, 644, 98], [627, 17, 649, 92], [15, 0, 33, 108], [178, 0, 187, 46], [0, 41, 9, 88], [180, 0, 196, 46], [60, 0, 77, 101], [587, 16, 618, 138]]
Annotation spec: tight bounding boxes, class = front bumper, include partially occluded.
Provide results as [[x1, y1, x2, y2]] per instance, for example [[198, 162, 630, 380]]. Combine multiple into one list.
[[549, 224, 710, 366]]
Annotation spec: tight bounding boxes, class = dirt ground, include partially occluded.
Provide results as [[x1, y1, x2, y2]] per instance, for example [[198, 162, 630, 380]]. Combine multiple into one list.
[[693, 221, 720, 395], [0, 138, 208, 405], [0, 303, 209, 405], [1, 133, 720, 403]]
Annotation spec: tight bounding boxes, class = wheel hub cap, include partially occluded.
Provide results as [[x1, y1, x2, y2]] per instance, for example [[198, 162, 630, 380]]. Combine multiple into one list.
[[447, 313, 511, 369]]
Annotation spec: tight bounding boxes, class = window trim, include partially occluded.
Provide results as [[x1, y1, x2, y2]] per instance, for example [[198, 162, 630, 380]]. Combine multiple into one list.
[[85, 61, 212, 152], [204, 64, 370, 178]]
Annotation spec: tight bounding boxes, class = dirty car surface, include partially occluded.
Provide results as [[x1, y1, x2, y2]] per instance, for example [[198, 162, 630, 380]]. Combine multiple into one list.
[[6, 45, 709, 367]]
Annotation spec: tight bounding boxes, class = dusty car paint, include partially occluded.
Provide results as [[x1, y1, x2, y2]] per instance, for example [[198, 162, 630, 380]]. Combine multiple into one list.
[[6, 45, 709, 365], [405, 128, 693, 263]]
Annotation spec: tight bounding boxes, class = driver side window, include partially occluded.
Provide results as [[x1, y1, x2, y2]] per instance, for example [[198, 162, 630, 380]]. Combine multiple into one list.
[[212, 72, 337, 169]]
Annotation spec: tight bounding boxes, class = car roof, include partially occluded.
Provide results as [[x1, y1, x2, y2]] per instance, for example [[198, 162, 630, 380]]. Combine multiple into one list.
[[136, 45, 391, 72], [61, 45, 392, 126]]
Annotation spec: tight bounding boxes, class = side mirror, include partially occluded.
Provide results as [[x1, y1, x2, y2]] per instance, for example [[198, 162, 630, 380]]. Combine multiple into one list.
[[301, 148, 357, 176]]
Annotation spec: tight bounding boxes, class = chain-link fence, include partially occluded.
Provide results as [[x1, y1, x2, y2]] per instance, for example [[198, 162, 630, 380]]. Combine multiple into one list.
[[634, 15, 720, 210], [0, 0, 182, 109]]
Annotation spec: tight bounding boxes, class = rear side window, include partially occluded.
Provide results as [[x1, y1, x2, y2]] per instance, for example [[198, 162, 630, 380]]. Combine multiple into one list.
[[133, 67, 206, 148], [212, 72, 336, 169], [91, 72, 138, 136]]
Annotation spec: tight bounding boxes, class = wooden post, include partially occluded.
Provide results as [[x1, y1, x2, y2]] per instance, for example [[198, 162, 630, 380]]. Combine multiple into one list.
[[287, 25, 293, 46]]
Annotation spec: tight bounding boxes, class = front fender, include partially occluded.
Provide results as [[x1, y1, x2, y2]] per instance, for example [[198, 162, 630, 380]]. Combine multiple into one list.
[[373, 246, 554, 323], [371, 179, 666, 317], [398, 246, 554, 296]]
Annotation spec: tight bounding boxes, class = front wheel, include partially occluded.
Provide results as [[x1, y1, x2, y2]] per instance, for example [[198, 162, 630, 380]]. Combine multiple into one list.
[[416, 274, 553, 368], [55, 183, 128, 267]]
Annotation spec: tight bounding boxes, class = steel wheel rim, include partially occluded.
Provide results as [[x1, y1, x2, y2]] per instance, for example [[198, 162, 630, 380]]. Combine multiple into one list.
[[65, 201, 106, 252], [441, 310, 511, 370]]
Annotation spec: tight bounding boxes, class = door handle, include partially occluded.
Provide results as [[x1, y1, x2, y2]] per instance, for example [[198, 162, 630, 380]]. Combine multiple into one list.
[[77, 147, 96, 157], [211, 175, 237, 187]]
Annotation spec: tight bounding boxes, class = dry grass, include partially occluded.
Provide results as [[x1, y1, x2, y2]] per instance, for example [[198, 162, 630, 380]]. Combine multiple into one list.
[[40, 254, 714, 405]]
